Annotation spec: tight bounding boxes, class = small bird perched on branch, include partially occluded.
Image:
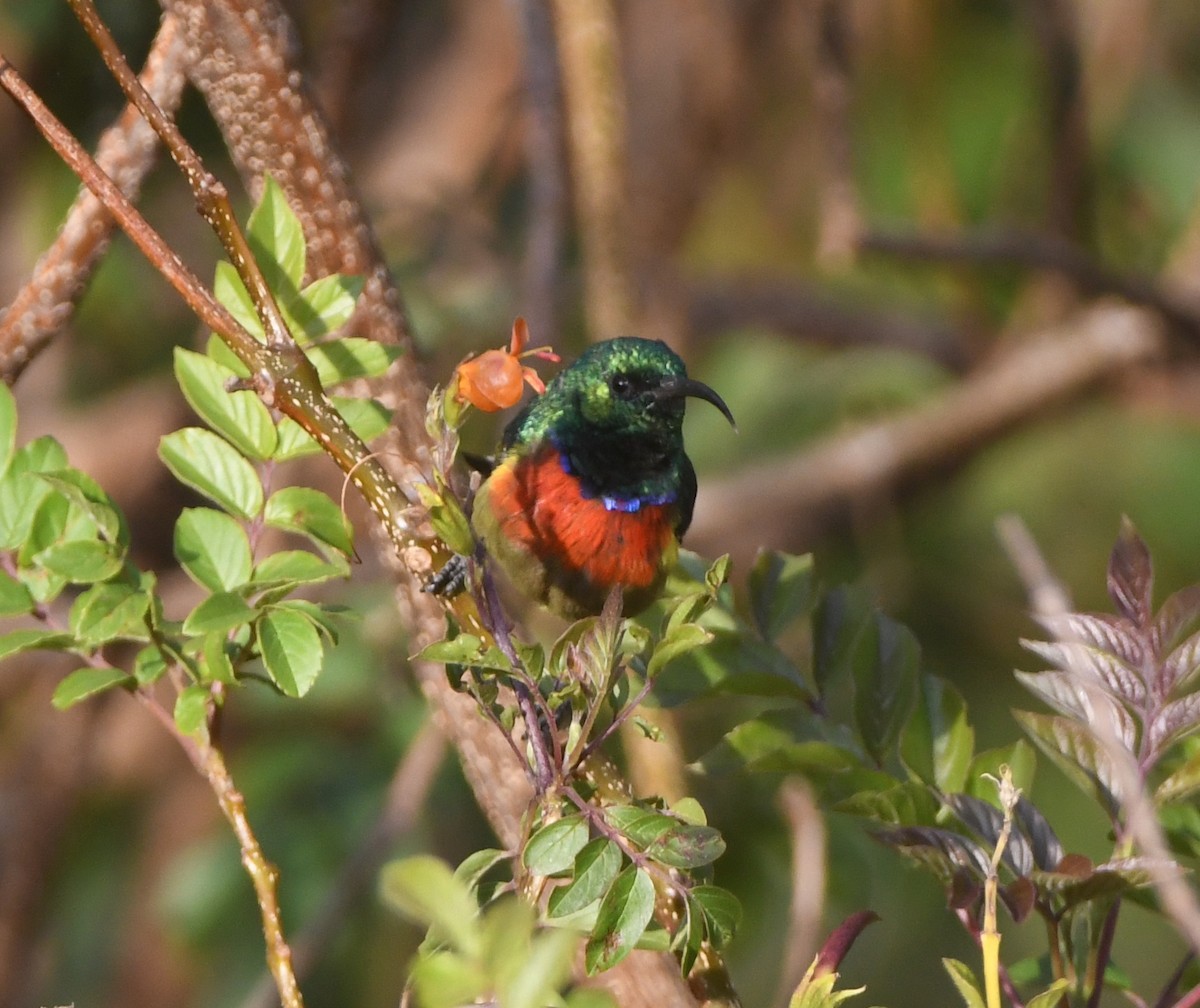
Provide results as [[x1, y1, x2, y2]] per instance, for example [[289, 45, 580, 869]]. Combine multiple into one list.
[[436, 335, 735, 619]]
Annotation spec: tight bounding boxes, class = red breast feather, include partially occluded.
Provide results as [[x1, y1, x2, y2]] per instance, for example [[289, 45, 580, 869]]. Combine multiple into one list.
[[473, 445, 677, 618]]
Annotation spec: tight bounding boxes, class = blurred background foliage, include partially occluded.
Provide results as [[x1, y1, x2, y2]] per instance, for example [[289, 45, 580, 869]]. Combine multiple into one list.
[[4, 1, 1200, 1006]]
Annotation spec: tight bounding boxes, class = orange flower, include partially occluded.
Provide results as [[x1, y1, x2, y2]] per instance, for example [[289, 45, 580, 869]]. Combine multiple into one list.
[[454, 318, 560, 412]]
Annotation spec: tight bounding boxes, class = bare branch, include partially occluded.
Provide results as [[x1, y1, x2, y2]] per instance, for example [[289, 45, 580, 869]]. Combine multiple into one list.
[[0, 15, 188, 381]]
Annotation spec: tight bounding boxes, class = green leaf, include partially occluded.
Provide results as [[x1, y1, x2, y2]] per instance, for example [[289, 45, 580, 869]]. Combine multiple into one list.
[[584, 865, 655, 974], [159, 427, 264, 520], [0, 628, 74, 661], [454, 848, 509, 892], [174, 508, 253, 592], [901, 675, 975, 793], [500, 919, 578, 1008], [0, 381, 16, 476], [812, 584, 873, 694], [749, 550, 814, 641], [852, 612, 920, 765], [1158, 744, 1200, 804], [174, 683, 211, 737], [942, 958, 987, 1008], [414, 481, 475, 556], [37, 539, 124, 584], [646, 623, 712, 680], [692, 885, 741, 946], [603, 806, 676, 849], [0, 436, 67, 549], [212, 263, 263, 343], [379, 854, 481, 957], [967, 741, 1036, 802], [304, 338, 403, 386], [133, 646, 168, 687], [264, 486, 354, 556], [250, 549, 348, 590], [645, 823, 726, 869], [200, 632, 238, 685], [548, 839, 623, 918], [52, 666, 132, 709], [297, 273, 364, 336], [183, 591, 256, 635], [0, 569, 34, 617], [1025, 980, 1072, 1008], [524, 814, 590, 877], [174, 348, 278, 459], [38, 469, 127, 547], [69, 581, 152, 648], [258, 607, 323, 697], [247, 174, 305, 291], [409, 952, 487, 1008]]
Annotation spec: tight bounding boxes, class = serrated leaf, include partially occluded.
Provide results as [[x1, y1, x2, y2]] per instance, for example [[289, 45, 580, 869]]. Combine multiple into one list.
[[174, 683, 210, 736], [174, 508, 254, 592], [749, 550, 814, 641], [548, 838, 623, 918], [901, 675, 974, 793], [247, 175, 306, 291], [304, 338, 403, 386], [1014, 710, 1121, 816], [942, 958, 987, 1008], [1041, 611, 1141, 666], [258, 607, 323, 697], [379, 854, 481, 957], [183, 591, 256, 635], [524, 814, 589, 876], [263, 486, 353, 556], [174, 348, 277, 459], [69, 581, 151, 648], [51, 666, 131, 709], [0, 569, 33, 617], [159, 428, 263, 520], [1022, 639, 1144, 704], [1014, 670, 1138, 751], [584, 865, 655, 974], [1107, 518, 1153, 627], [1148, 693, 1200, 755], [0, 628, 74, 661]]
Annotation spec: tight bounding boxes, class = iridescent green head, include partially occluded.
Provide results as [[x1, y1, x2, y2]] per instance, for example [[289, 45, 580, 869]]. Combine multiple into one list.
[[504, 337, 734, 506]]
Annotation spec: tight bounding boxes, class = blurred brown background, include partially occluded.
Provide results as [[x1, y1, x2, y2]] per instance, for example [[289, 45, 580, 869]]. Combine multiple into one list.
[[4, 1, 1200, 1006]]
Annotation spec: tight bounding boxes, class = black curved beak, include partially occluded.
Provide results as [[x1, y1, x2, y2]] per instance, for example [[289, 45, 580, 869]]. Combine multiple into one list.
[[656, 376, 737, 430]]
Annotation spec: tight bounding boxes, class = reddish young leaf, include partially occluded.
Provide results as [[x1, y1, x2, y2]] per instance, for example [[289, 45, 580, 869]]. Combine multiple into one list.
[[1107, 517, 1153, 628]]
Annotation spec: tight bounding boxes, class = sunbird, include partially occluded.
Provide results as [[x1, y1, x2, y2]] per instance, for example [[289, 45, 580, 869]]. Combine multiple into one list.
[[436, 336, 735, 619]]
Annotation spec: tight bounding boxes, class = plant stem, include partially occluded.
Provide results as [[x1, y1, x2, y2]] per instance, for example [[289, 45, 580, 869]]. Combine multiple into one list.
[[1086, 899, 1121, 1008]]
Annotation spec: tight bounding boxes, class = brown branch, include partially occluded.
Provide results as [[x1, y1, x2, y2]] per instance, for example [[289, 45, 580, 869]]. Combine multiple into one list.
[[860, 226, 1200, 339], [689, 303, 1164, 563], [774, 780, 826, 1007], [550, 0, 636, 338], [0, 14, 188, 382], [240, 720, 447, 1008]]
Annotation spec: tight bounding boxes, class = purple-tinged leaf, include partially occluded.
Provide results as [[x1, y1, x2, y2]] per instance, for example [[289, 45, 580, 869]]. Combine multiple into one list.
[[1162, 629, 1200, 696], [1013, 796, 1064, 873], [1031, 855, 1168, 912], [1107, 518, 1153, 628], [1038, 612, 1143, 666], [1021, 640, 1144, 704], [645, 823, 726, 870], [945, 793, 1033, 877], [874, 825, 992, 880], [1154, 584, 1200, 655], [1014, 672, 1137, 751], [812, 910, 879, 978], [1014, 710, 1122, 817], [1001, 877, 1037, 923], [1148, 694, 1200, 756]]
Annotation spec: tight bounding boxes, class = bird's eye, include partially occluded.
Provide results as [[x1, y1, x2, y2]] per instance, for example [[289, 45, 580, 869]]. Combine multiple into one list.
[[610, 374, 636, 399]]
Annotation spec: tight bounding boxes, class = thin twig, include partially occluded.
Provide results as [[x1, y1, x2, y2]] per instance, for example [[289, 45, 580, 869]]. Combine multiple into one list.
[[774, 779, 826, 1007]]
